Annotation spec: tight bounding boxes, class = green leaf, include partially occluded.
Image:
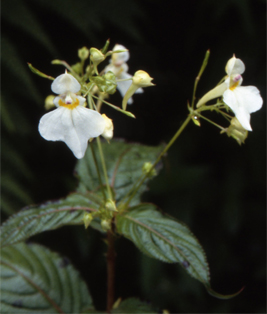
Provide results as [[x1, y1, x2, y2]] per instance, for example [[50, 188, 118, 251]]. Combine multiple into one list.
[[116, 203, 210, 284], [0, 192, 102, 247], [0, 242, 94, 313], [112, 298, 157, 313], [75, 140, 164, 206]]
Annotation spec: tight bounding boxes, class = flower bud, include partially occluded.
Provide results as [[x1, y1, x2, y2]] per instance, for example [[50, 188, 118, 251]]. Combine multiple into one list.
[[222, 117, 248, 145], [132, 70, 154, 88], [83, 213, 93, 229], [44, 95, 55, 110], [101, 219, 111, 232], [90, 48, 105, 65], [105, 199, 117, 212], [122, 71, 154, 110], [101, 114, 114, 141], [142, 162, 157, 177], [78, 46, 89, 61]]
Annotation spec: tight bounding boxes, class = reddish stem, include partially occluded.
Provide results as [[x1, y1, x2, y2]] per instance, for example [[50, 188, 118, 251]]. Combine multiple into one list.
[[106, 230, 116, 313]]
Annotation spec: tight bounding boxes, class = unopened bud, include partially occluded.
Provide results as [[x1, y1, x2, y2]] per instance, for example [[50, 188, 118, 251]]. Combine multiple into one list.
[[78, 46, 89, 61], [83, 213, 93, 229], [90, 48, 105, 65], [44, 95, 55, 110], [101, 219, 111, 231], [132, 70, 154, 88], [101, 114, 114, 142], [142, 162, 157, 177], [105, 199, 117, 211]]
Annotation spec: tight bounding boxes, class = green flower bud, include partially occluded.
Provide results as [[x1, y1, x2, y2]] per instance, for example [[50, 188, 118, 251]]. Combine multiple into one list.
[[105, 198, 117, 211], [90, 72, 117, 95], [90, 48, 105, 65], [78, 46, 89, 61], [101, 219, 111, 232], [142, 162, 157, 177], [83, 213, 93, 229], [71, 62, 82, 75], [44, 95, 55, 110]]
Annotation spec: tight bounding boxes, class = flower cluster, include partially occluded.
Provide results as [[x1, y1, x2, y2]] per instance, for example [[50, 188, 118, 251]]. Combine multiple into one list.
[[197, 55, 263, 131], [104, 44, 143, 104], [37, 43, 154, 159]]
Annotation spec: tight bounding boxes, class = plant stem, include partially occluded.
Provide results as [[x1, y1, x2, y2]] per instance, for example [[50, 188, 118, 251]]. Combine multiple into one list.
[[191, 50, 210, 109], [90, 142, 106, 201], [106, 230, 115, 313], [96, 137, 113, 200], [123, 114, 193, 207]]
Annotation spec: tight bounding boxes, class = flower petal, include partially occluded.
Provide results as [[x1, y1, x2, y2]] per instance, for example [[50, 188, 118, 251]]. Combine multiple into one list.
[[112, 44, 129, 65], [51, 73, 81, 94], [233, 86, 263, 113], [196, 82, 227, 108], [223, 89, 253, 131], [39, 107, 105, 158], [225, 56, 245, 76]]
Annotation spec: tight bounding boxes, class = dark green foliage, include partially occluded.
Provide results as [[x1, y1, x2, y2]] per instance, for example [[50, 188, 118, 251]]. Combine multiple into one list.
[[76, 140, 164, 205], [0, 242, 94, 313]]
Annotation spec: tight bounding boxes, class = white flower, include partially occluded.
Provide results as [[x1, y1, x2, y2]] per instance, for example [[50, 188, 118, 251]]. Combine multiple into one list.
[[101, 114, 114, 141], [104, 44, 143, 104], [39, 72, 105, 159], [196, 55, 263, 131]]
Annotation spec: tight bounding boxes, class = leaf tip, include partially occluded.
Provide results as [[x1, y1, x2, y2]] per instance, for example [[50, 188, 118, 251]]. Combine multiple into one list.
[[205, 284, 245, 299]]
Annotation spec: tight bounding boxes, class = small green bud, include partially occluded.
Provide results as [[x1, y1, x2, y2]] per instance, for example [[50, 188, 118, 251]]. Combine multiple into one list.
[[90, 72, 117, 95], [142, 162, 157, 177], [90, 48, 105, 65], [83, 213, 93, 229], [191, 115, 201, 127], [44, 95, 55, 110], [71, 62, 82, 75], [101, 219, 111, 231], [78, 46, 89, 61], [105, 199, 117, 211]]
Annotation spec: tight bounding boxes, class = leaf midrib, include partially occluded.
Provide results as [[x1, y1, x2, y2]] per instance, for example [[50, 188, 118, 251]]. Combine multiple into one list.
[[122, 214, 207, 283], [0, 260, 65, 314]]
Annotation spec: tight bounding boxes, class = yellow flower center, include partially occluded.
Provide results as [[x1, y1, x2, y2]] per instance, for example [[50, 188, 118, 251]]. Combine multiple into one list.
[[230, 81, 239, 91], [58, 98, 79, 109]]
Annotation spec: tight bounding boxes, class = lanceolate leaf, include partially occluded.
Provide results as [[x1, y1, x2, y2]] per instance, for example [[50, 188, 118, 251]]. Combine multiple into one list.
[[75, 140, 164, 206], [0, 192, 101, 248], [116, 203, 210, 284], [0, 242, 94, 313]]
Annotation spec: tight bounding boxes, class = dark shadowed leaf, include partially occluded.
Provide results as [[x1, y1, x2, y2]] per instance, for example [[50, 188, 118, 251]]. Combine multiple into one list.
[[0, 192, 102, 247], [0, 242, 94, 313], [75, 140, 164, 206], [116, 203, 210, 284]]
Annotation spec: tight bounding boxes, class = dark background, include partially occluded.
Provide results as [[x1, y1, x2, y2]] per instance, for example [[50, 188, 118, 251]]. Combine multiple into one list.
[[1, 0, 266, 313]]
